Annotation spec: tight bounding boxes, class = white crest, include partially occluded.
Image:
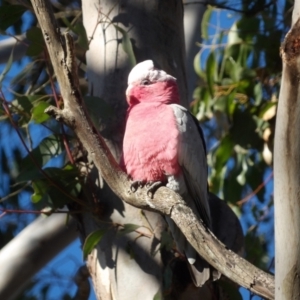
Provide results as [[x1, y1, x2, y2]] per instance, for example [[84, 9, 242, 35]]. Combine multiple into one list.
[[128, 60, 176, 85]]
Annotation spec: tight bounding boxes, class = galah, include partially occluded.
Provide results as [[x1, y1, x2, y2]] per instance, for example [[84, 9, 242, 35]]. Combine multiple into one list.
[[121, 60, 213, 287]]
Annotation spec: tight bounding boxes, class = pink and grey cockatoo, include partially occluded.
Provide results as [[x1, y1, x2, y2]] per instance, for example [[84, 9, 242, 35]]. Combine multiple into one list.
[[121, 60, 213, 287]]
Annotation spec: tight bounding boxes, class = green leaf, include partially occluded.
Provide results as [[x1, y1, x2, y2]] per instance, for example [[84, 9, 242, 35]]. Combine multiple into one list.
[[47, 182, 81, 208], [72, 22, 89, 51], [258, 101, 277, 120], [227, 22, 242, 46], [214, 135, 234, 174], [192, 87, 211, 119], [83, 230, 105, 260], [13, 95, 49, 118], [206, 52, 217, 97], [201, 6, 213, 40], [31, 193, 42, 204], [17, 168, 42, 183], [0, 49, 13, 85], [19, 134, 65, 176], [51, 166, 80, 179], [159, 231, 173, 251], [214, 95, 228, 112], [210, 160, 227, 194], [193, 51, 205, 79], [254, 82, 262, 105], [236, 155, 248, 185], [0, 5, 26, 31], [225, 54, 242, 82], [31, 180, 49, 203], [12, 96, 34, 115], [118, 223, 140, 236], [113, 25, 136, 67], [31, 102, 51, 123], [84, 96, 114, 124], [19, 165, 81, 208], [26, 27, 45, 56]]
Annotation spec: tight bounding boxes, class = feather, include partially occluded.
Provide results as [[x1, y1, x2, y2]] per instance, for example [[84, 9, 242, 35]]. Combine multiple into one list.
[[122, 60, 217, 287]]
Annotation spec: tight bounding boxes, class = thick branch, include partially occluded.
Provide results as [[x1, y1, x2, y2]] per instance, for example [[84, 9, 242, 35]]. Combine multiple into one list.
[[30, 0, 274, 299], [0, 215, 77, 300]]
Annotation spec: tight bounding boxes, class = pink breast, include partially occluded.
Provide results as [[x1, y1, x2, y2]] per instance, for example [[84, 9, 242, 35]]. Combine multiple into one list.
[[122, 103, 180, 182]]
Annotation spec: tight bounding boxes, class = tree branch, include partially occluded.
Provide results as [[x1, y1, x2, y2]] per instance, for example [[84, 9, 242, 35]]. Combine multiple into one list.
[[0, 214, 77, 300], [73, 265, 90, 300], [184, 0, 276, 16], [30, 0, 275, 299]]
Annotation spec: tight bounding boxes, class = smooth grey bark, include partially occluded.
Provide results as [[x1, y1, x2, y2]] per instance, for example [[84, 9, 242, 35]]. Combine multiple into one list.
[[0, 214, 77, 300], [81, 1, 187, 299], [184, 1, 206, 102], [274, 3, 300, 299]]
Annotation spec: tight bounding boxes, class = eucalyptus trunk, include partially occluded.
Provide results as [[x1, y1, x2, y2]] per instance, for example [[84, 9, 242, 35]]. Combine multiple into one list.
[[81, 1, 187, 299], [274, 1, 300, 298]]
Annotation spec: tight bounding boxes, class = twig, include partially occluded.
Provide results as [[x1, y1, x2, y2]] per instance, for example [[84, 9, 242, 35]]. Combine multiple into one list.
[[0, 182, 31, 203], [73, 265, 90, 300], [0, 207, 82, 215], [0, 92, 86, 207], [45, 50, 75, 164], [184, 0, 276, 16], [237, 172, 273, 206]]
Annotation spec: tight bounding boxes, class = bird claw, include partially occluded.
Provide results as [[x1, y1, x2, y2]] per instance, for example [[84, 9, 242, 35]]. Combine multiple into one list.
[[146, 181, 162, 198], [130, 180, 162, 198], [130, 181, 143, 192]]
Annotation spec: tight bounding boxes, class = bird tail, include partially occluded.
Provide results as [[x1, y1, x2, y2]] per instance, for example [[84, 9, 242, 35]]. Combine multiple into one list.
[[187, 257, 210, 287], [165, 217, 220, 287], [187, 256, 221, 287]]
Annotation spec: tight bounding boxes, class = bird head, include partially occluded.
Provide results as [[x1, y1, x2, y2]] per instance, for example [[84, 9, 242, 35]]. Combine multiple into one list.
[[126, 60, 180, 106]]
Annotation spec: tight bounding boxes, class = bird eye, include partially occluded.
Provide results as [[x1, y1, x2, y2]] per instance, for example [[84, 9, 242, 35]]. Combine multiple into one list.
[[141, 79, 151, 85]]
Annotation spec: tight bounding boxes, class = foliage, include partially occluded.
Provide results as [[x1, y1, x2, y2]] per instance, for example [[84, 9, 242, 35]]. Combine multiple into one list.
[[0, 0, 294, 299], [192, 2, 292, 297], [0, 0, 88, 298]]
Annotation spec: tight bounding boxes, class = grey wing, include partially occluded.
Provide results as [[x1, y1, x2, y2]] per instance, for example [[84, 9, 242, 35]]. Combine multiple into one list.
[[170, 104, 211, 228]]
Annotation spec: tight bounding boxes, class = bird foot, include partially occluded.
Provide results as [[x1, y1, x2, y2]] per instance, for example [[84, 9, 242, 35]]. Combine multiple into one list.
[[130, 181, 162, 198], [145, 181, 162, 198], [130, 180, 144, 193]]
